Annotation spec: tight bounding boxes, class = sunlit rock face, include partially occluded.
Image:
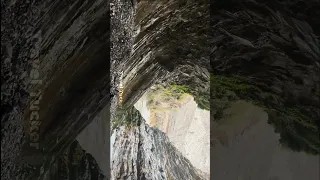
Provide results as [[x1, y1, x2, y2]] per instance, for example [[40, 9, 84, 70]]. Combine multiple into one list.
[[133, 92, 151, 123], [111, 107, 206, 180], [110, 0, 211, 178], [134, 91, 210, 177]]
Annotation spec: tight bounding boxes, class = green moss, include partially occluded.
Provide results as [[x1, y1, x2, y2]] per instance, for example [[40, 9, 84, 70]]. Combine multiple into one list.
[[171, 84, 210, 110], [211, 74, 261, 99], [154, 124, 160, 129], [268, 109, 320, 155], [170, 84, 189, 93], [211, 73, 320, 155], [196, 95, 210, 110], [150, 84, 210, 111], [72, 146, 84, 165], [148, 85, 189, 104], [111, 106, 141, 130]]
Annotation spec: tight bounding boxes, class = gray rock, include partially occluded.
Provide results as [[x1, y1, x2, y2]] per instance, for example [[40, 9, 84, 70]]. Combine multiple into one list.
[[1, 0, 110, 179], [210, 0, 320, 155], [111, 107, 206, 180]]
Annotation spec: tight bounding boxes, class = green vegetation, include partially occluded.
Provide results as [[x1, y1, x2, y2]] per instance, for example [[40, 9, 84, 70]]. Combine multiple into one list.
[[195, 94, 210, 111], [171, 84, 210, 111], [210, 74, 238, 122], [211, 73, 273, 121], [211, 74, 261, 101], [72, 145, 84, 165], [170, 84, 210, 110], [267, 108, 320, 155], [147, 85, 189, 111], [147, 84, 210, 111], [211, 73, 320, 155], [154, 124, 161, 129], [111, 106, 141, 130], [149, 85, 189, 99]]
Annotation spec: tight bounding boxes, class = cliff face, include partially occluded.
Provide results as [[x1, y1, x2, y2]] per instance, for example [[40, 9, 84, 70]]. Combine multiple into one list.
[[211, 0, 320, 154], [111, 107, 205, 180], [134, 90, 210, 176], [41, 140, 105, 180], [2, 0, 208, 179], [119, 0, 210, 107], [109, 1, 211, 178], [1, 0, 109, 179], [2, 0, 319, 179]]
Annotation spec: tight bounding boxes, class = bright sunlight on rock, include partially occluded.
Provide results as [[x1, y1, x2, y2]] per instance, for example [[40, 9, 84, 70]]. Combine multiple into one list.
[[134, 85, 210, 178]]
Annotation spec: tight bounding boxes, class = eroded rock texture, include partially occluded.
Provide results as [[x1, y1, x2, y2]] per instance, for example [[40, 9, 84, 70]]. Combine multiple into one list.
[[2, 0, 208, 179], [2, 0, 319, 179], [41, 140, 105, 180], [120, 0, 210, 107], [109, 1, 211, 178], [211, 0, 320, 154], [111, 107, 205, 180], [110, 0, 136, 118], [2, 0, 109, 179]]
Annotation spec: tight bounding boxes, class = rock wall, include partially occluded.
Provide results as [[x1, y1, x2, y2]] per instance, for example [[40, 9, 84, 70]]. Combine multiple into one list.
[[41, 140, 105, 180], [111, 107, 206, 180], [2, 0, 110, 179], [135, 92, 210, 176], [120, 0, 210, 106], [211, 0, 320, 154], [2, 0, 319, 179]]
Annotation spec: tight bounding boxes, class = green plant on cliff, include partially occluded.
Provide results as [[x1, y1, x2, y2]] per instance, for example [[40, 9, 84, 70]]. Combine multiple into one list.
[[72, 145, 84, 165], [112, 105, 141, 130], [211, 73, 320, 155], [196, 94, 210, 111], [267, 108, 320, 155], [147, 84, 210, 111], [169, 84, 210, 110], [147, 85, 189, 111]]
